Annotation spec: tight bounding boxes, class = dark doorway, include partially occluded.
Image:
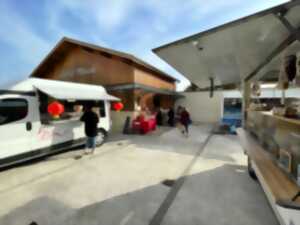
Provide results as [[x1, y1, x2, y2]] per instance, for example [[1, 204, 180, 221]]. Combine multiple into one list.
[[153, 95, 161, 108]]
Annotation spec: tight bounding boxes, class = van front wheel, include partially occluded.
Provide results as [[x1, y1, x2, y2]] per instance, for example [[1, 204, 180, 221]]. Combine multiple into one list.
[[96, 129, 107, 147]]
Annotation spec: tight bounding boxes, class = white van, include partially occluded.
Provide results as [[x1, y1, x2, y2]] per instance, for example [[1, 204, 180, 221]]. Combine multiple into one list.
[[0, 78, 119, 168]]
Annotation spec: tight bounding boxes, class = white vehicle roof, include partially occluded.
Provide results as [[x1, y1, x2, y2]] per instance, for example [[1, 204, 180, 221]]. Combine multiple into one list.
[[8, 78, 119, 101]]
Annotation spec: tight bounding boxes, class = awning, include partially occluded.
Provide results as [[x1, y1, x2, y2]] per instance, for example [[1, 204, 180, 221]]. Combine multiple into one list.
[[153, 1, 300, 88], [31, 78, 119, 101]]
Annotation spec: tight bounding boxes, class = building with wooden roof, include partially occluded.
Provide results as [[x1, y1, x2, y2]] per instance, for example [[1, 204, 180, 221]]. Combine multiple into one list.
[[30, 37, 179, 131]]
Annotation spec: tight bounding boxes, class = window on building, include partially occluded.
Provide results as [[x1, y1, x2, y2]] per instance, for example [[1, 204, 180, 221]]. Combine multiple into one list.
[[0, 98, 28, 125]]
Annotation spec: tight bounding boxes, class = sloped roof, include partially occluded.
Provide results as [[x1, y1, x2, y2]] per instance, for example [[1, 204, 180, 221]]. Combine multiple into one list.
[[30, 37, 177, 83], [153, 0, 300, 88]]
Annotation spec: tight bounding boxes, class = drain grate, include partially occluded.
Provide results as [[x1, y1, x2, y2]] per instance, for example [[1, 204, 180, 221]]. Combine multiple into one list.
[[162, 179, 176, 187]]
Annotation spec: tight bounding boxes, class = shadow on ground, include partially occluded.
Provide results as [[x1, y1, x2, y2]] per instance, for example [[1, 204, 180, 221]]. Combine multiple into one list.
[[0, 164, 278, 225]]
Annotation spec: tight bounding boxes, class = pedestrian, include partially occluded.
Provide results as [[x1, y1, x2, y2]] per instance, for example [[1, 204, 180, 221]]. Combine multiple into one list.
[[175, 106, 182, 123], [167, 107, 175, 127], [80, 104, 99, 154], [156, 108, 163, 126], [180, 107, 191, 137]]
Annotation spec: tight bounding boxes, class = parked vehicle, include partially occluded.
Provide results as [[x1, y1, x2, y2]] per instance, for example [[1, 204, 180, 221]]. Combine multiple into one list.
[[0, 78, 119, 168]]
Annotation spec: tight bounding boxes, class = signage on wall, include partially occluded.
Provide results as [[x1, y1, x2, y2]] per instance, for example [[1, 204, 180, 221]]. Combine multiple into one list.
[[60, 67, 96, 79]]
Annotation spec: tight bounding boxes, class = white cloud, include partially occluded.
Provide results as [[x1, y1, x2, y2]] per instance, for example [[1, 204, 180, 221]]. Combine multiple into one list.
[[94, 0, 135, 31], [44, 0, 111, 46], [0, 0, 290, 89], [0, 2, 54, 83], [52, 0, 137, 32], [0, 2, 51, 65], [41, 0, 289, 91], [40, 0, 191, 91]]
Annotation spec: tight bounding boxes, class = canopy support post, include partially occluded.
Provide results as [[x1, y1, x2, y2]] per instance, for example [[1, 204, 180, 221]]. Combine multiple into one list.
[[209, 77, 214, 98], [242, 80, 251, 128]]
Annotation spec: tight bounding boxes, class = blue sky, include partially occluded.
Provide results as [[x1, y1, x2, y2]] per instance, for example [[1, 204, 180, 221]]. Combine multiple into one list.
[[0, 0, 289, 90]]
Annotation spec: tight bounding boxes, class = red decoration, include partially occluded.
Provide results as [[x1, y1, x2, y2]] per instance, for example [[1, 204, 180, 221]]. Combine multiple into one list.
[[48, 101, 65, 118], [113, 102, 124, 111]]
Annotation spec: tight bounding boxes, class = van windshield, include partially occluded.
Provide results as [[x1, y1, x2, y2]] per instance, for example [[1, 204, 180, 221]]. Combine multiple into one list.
[[0, 98, 28, 125]]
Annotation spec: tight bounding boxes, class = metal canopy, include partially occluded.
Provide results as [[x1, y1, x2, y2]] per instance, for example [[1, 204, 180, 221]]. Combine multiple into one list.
[[153, 1, 300, 88]]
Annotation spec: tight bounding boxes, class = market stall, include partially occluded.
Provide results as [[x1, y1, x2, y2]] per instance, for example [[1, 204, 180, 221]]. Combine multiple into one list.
[[153, 1, 300, 224]]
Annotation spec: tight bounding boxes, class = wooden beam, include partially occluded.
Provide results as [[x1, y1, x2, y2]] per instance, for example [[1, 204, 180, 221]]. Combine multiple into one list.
[[275, 12, 300, 41], [245, 12, 300, 82], [245, 34, 296, 82]]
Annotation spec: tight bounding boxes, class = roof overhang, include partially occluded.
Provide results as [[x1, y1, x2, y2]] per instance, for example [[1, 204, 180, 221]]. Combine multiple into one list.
[[153, 0, 300, 89], [106, 83, 184, 98]]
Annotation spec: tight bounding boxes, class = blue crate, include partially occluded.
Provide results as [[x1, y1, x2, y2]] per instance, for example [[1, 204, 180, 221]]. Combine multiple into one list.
[[221, 117, 242, 134]]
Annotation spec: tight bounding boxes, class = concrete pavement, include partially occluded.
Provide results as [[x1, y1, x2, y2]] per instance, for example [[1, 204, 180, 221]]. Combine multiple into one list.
[[0, 125, 278, 225], [160, 135, 278, 225]]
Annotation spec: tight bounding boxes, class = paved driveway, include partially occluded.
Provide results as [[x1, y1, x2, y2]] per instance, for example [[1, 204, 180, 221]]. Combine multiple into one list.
[[0, 125, 278, 225]]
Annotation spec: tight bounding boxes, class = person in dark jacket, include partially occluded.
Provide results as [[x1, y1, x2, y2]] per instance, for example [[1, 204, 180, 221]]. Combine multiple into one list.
[[156, 108, 163, 126], [80, 105, 99, 154], [180, 107, 191, 137], [175, 106, 182, 124], [167, 107, 175, 127]]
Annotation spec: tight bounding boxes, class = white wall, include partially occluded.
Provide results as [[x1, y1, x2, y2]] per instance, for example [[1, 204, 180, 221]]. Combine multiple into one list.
[[176, 92, 223, 123], [175, 88, 300, 124], [110, 111, 134, 133]]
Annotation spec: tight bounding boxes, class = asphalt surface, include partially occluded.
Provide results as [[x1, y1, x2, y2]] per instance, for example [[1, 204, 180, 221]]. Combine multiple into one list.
[[0, 125, 278, 225]]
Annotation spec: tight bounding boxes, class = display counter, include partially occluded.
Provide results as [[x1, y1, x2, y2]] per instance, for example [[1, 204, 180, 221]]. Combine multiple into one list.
[[261, 111, 300, 126], [246, 110, 300, 185], [237, 128, 300, 212]]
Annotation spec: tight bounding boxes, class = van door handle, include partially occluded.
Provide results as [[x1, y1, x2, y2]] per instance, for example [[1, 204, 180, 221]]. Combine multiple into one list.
[[26, 122, 32, 131]]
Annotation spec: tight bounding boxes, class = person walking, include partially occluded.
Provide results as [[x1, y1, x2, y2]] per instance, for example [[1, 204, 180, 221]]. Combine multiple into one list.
[[167, 107, 175, 127], [180, 107, 191, 137], [175, 106, 182, 123], [156, 108, 163, 126], [80, 105, 99, 154]]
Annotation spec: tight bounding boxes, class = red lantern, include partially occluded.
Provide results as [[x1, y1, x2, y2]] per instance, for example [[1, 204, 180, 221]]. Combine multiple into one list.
[[113, 102, 124, 111], [48, 101, 65, 119]]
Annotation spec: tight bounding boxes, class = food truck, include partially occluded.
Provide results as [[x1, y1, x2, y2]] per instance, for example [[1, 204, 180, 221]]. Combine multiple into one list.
[[0, 78, 119, 168], [153, 1, 300, 224]]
